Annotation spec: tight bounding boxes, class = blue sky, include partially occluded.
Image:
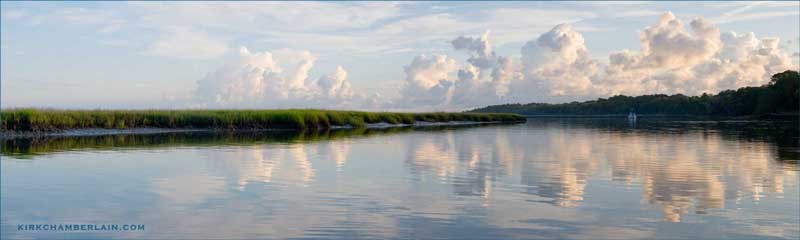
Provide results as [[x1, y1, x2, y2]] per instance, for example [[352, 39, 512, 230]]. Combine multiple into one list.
[[2, 1, 799, 110]]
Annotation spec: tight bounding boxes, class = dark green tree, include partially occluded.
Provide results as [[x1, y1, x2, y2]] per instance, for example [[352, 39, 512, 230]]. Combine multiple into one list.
[[471, 70, 800, 117]]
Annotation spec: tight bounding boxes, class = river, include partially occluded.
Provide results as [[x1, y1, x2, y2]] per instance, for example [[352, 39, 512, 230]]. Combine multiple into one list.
[[1, 118, 798, 239]]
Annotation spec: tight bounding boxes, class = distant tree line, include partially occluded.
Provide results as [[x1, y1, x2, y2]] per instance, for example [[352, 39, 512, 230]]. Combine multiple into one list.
[[470, 70, 799, 116]]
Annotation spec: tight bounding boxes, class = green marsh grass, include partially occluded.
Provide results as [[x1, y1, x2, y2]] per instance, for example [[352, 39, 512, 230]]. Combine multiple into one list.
[[0, 109, 525, 131]]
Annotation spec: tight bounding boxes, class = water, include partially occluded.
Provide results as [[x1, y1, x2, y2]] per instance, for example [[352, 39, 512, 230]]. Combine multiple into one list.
[[2, 118, 798, 239]]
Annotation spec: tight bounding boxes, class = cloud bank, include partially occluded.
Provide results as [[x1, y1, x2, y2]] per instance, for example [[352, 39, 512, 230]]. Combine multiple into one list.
[[194, 47, 362, 109], [194, 12, 797, 110]]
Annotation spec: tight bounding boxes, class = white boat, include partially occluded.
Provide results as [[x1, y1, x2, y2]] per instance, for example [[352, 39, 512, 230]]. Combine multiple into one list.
[[628, 111, 637, 121]]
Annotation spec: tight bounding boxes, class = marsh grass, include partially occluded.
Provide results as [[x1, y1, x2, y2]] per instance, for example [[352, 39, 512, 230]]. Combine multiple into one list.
[[0, 109, 525, 131]]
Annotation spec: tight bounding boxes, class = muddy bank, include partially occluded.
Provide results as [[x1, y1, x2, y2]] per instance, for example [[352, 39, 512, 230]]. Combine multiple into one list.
[[1, 121, 510, 139]]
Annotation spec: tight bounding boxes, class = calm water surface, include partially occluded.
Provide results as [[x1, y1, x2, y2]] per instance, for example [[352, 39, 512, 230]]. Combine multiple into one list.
[[2, 118, 798, 239]]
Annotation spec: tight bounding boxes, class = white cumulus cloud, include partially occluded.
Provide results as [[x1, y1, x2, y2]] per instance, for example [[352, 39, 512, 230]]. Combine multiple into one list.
[[193, 47, 362, 109], [190, 12, 797, 111], [397, 54, 459, 108]]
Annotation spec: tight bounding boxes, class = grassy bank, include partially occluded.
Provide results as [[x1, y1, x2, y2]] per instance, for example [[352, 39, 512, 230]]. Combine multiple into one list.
[[0, 109, 525, 132]]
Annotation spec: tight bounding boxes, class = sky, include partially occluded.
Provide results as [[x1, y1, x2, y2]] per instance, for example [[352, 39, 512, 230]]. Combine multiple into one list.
[[2, 1, 799, 111]]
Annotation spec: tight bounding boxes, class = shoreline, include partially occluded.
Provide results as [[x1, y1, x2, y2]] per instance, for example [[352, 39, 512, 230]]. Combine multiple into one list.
[[520, 113, 799, 120], [0, 120, 512, 139]]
